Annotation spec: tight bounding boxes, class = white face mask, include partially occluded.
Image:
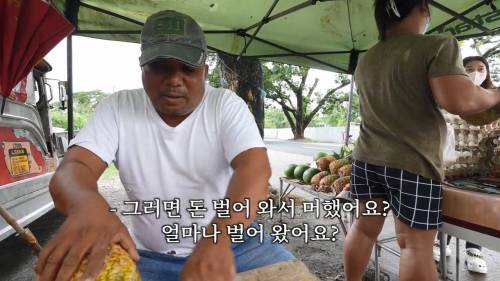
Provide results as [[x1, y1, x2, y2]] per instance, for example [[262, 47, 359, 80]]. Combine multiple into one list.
[[423, 12, 431, 33], [468, 71, 487, 86], [424, 18, 430, 33]]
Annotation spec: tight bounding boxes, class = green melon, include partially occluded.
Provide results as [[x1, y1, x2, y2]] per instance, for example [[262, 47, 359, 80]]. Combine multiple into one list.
[[302, 168, 320, 184], [284, 164, 298, 178], [313, 152, 329, 161], [293, 165, 310, 180]]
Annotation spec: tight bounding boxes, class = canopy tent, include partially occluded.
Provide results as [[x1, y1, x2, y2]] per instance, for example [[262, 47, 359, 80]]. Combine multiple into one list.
[[53, 0, 500, 73], [50, 0, 500, 140]]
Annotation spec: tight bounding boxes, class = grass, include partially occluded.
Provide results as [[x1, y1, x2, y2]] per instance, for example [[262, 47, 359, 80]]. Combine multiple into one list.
[[100, 164, 119, 180]]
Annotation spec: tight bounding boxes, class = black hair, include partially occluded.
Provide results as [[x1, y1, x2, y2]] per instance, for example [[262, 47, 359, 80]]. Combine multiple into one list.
[[463, 56, 495, 89], [374, 0, 429, 40]]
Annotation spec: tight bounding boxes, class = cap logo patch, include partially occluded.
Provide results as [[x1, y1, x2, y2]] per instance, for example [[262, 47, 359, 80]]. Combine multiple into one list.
[[154, 17, 185, 36]]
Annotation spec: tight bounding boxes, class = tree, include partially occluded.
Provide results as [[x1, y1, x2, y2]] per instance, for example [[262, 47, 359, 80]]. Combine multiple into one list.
[[50, 109, 86, 129], [471, 36, 500, 59], [263, 63, 349, 139], [73, 90, 108, 116], [207, 53, 222, 88], [264, 106, 289, 128], [322, 91, 361, 127], [217, 53, 265, 136], [50, 90, 108, 130]]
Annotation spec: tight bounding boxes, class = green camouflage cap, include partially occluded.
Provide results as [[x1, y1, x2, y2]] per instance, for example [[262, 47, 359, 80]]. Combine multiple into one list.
[[139, 10, 208, 67]]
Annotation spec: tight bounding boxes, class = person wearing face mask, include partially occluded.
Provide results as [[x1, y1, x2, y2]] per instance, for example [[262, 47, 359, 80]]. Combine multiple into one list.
[[432, 56, 496, 274], [343, 0, 500, 280], [464, 56, 496, 90]]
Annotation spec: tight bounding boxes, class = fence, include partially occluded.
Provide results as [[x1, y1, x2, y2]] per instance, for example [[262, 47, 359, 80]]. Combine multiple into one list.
[[264, 125, 360, 143]]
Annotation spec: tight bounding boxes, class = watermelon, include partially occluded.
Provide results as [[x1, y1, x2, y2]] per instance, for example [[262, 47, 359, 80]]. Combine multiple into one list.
[[284, 164, 298, 178], [302, 168, 320, 184], [293, 165, 310, 180], [313, 152, 328, 161]]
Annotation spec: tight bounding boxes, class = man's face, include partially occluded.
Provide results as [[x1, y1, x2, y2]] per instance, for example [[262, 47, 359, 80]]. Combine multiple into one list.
[[142, 58, 208, 120]]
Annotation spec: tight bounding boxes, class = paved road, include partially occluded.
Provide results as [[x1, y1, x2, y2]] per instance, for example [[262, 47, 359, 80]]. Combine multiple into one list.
[[0, 209, 64, 281], [265, 139, 343, 156]]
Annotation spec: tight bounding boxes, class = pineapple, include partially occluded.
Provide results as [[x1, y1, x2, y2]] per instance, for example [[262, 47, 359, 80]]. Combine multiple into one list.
[[318, 175, 338, 192], [316, 156, 335, 171], [333, 176, 350, 194], [338, 164, 352, 177], [70, 244, 141, 281], [311, 171, 330, 190], [329, 159, 349, 175]]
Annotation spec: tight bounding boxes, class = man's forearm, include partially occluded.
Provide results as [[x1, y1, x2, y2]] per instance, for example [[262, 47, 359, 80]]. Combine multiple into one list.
[[206, 165, 270, 244], [49, 162, 109, 216]]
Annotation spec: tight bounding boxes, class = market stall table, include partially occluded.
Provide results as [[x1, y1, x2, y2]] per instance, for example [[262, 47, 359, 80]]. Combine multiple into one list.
[[438, 184, 500, 281], [372, 184, 500, 281]]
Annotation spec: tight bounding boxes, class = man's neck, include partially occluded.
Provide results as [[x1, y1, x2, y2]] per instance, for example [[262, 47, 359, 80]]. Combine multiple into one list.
[[159, 113, 190, 127]]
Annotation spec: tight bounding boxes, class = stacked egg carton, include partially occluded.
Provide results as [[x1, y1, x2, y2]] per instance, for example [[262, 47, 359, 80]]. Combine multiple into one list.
[[480, 121, 500, 175], [444, 114, 483, 178]]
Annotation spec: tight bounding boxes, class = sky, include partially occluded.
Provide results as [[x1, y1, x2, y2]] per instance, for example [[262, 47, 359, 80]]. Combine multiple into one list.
[[43, 35, 483, 95]]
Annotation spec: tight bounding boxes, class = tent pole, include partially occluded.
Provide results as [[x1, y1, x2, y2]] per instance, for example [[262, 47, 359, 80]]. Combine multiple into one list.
[[345, 76, 354, 146], [237, 0, 280, 59], [0, 96, 6, 115], [429, 0, 491, 33], [67, 35, 74, 140], [427, 0, 488, 34], [65, 0, 79, 140]]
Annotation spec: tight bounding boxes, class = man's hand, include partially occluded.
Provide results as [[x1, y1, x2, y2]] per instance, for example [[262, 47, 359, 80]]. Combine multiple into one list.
[[35, 194, 139, 281], [180, 237, 235, 281]]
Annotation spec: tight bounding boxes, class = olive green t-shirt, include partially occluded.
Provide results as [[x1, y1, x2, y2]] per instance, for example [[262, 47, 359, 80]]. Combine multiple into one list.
[[353, 34, 468, 181]]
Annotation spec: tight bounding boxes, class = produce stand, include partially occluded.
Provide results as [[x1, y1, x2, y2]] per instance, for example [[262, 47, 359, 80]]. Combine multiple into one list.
[[373, 119, 500, 281], [371, 182, 500, 281], [278, 177, 352, 236]]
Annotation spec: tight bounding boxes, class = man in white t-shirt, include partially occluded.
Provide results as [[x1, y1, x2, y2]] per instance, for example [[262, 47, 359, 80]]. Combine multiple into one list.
[[36, 10, 294, 281]]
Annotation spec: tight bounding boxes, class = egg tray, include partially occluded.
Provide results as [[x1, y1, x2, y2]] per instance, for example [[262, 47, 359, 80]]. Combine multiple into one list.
[[445, 177, 500, 195], [444, 118, 499, 178]]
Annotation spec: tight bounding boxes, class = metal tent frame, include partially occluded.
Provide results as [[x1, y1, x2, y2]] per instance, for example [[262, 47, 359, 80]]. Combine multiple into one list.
[[60, 0, 499, 140]]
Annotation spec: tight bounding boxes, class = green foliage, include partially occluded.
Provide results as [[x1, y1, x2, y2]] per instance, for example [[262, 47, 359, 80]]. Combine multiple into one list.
[[100, 164, 119, 181], [263, 62, 350, 138], [207, 53, 222, 88], [264, 106, 288, 128], [321, 91, 360, 126], [50, 90, 108, 129], [332, 145, 353, 161], [308, 115, 325, 127], [73, 90, 107, 116]]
